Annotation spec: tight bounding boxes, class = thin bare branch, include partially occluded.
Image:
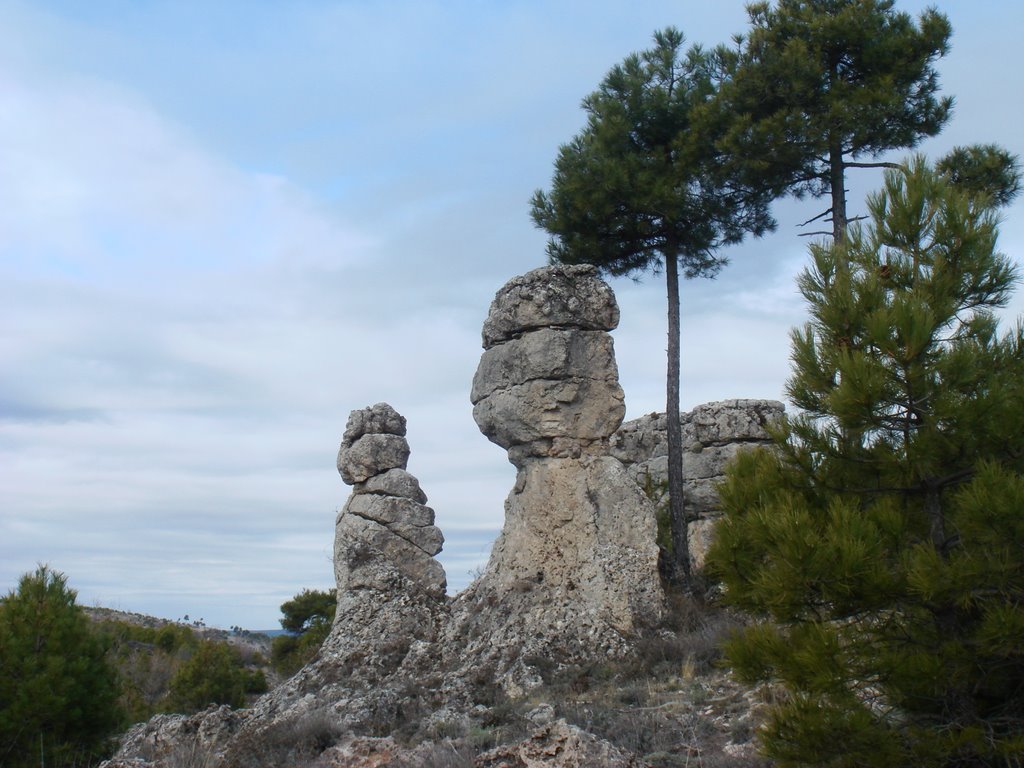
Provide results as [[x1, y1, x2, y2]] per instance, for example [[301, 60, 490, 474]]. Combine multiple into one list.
[[845, 161, 901, 169], [799, 208, 834, 227]]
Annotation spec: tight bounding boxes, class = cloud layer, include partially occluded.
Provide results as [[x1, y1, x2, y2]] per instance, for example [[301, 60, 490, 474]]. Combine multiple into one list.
[[2, 0, 1022, 628]]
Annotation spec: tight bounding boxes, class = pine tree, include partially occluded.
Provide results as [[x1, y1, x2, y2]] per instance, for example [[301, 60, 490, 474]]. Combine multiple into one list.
[[271, 587, 336, 675], [707, 158, 1024, 766], [937, 144, 1022, 209], [531, 27, 774, 586], [715, 0, 952, 242], [0, 566, 122, 768]]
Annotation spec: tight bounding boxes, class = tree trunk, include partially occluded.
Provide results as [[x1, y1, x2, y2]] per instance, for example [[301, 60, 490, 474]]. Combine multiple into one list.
[[829, 135, 848, 243], [665, 253, 692, 587]]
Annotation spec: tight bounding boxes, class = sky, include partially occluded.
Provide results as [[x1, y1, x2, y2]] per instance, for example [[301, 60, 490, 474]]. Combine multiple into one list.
[[2, 0, 1023, 630]]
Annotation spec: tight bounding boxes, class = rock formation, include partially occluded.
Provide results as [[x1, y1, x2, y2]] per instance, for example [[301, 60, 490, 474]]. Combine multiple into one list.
[[445, 264, 665, 697], [610, 399, 783, 568], [335, 402, 446, 597], [103, 264, 778, 768], [218, 405, 451, 762]]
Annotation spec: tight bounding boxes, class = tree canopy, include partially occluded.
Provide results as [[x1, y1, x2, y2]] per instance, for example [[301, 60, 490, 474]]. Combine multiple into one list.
[[272, 587, 336, 675], [531, 27, 774, 585], [938, 143, 1023, 209], [279, 587, 336, 634], [707, 158, 1024, 766], [715, 0, 953, 241]]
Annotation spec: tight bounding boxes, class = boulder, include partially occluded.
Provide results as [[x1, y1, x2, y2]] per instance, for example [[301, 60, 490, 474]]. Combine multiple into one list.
[[337, 433, 410, 485], [610, 398, 783, 570], [480, 264, 619, 348], [353, 468, 427, 504], [476, 719, 647, 768]]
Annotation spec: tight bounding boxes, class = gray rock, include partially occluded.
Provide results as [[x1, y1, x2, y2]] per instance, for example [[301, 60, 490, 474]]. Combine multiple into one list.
[[477, 719, 647, 768], [471, 328, 618, 404], [101, 706, 246, 768], [353, 468, 427, 503], [335, 512, 446, 593], [611, 399, 783, 572], [692, 399, 783, 444], [473, 377, 625, 452], [336, 433, 410, 485], [387, 520, 445, 557], [476, 456, 661, 622], [449, 266, 664, 696], [341, 402, 406, 444], [481, 264, 619, 348], [344, 493, 435, 528]]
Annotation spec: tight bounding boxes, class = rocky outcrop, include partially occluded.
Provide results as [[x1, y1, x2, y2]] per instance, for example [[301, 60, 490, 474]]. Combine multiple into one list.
[[104, 264, 776, 768], [476, 719, 648, 768], [447, 264, 664, 697], [101, 706, 246, 768], [610, 399, 783, 568], [216, 405, 450, 762]]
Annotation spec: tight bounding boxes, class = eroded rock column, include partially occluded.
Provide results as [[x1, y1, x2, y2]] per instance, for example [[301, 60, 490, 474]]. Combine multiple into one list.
[[335, 403, 445, 597], [449, 264, 664, 697]]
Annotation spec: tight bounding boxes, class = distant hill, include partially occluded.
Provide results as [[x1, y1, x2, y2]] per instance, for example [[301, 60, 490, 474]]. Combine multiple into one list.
[[84, 605, 273, 656]]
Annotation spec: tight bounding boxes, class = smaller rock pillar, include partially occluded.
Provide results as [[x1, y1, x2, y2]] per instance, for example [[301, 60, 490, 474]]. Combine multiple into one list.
[[335, 402, 446, 596]]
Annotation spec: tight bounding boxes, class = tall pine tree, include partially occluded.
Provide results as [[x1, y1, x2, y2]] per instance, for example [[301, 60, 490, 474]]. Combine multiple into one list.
[[715, 0, 952, 242], [0, 566, 122, 767], [531, 28, 774, 586], [707, 158, 1024, 766]]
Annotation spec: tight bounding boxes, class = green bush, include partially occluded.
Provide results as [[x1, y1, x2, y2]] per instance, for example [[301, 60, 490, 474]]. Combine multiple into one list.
[[167, 641, 251, 711]]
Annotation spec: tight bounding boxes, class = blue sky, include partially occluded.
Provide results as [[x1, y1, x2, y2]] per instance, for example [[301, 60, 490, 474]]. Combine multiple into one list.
[[2, 0, 1023, 629]]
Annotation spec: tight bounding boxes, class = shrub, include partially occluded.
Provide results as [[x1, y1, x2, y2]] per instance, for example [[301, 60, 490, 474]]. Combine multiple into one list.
[[166, 641, 249, 711]]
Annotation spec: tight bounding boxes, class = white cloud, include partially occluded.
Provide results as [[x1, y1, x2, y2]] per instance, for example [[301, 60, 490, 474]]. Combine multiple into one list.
[[2, 0, 1023, 629]]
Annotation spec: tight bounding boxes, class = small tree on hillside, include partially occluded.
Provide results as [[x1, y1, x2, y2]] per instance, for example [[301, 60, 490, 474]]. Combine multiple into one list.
[[272, 587, 336, 675], [715, 0, 952, 242], [707, 158, 1024, 765], [0, 566, 121, 768], [279, 587, 336, 634], [531, 27, 774, 587]]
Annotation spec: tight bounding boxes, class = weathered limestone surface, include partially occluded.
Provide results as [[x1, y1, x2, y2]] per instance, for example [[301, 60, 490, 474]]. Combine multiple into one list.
[[610, 399, 783, 568], [476, 719, 648, 768], [217, 404, 450, 761], [480, 264, 619, 347], [446, 264, 664, 697]]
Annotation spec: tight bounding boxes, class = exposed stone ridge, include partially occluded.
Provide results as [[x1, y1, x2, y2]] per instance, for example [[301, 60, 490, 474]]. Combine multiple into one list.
[[610, 399, 784, 569]]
